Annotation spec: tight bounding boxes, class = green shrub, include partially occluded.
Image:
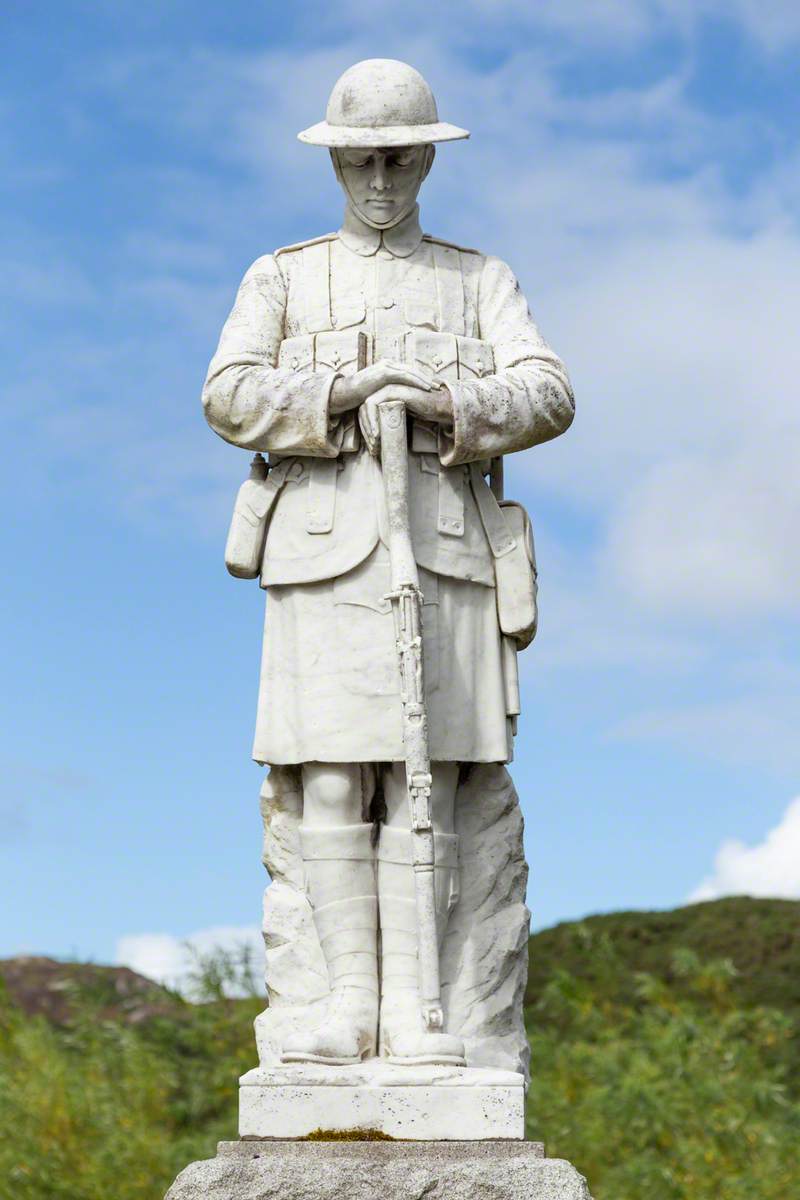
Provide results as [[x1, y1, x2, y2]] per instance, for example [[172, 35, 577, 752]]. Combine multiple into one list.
[[1, 906, 798, 1200], [526, 939, 799, 1200], [0, 948, 262, 1200]]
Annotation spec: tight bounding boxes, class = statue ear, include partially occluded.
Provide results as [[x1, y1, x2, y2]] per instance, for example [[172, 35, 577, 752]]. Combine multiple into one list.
[[422, 145, 436, 180], [330, 148, 344, 184]]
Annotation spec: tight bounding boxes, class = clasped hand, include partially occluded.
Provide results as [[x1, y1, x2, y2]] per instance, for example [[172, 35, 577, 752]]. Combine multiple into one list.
[[329, 360, 453, 456]]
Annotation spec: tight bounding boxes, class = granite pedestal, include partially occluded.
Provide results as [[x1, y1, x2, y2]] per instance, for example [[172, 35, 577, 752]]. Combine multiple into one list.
[[165, 1139, 594, 1200]]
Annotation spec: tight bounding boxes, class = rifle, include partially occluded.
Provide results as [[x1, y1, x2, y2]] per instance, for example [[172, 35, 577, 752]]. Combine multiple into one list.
[[378, 400, 443, 1034]]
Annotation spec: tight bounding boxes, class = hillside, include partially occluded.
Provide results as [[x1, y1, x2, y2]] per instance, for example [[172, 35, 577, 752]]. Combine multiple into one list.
[[0, 956, 184, 1026], [0, 897, 798, 1200], [526, 895, 800, 1017], [3, 896, 797, 1026]]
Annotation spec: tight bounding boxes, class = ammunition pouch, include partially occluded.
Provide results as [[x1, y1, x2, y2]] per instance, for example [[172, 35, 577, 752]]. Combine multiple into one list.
[[402, 330, 494, 384], [279, 330, 365, 453], [277, 329, 496, 459]]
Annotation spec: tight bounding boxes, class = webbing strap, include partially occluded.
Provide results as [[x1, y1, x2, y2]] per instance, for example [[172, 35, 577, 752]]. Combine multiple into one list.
[[469, 463, 517, 557], [431, 242, 466, 336], [301, 240, 332, 333]]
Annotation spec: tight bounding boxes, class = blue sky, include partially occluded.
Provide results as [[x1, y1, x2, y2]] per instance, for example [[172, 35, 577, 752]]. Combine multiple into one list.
[[2, 0, 799, 987]]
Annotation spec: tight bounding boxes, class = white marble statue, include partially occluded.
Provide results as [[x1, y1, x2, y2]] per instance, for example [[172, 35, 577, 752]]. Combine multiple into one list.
[[202, 58, 574, 1134]]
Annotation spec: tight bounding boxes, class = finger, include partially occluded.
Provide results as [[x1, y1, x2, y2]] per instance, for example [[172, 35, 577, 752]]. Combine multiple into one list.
[[357, 404, 372, 451], [377, 364, 433, 390], [370, 384, 428, 405], [387, 369, 433, 390], [359, 399, 379, 455], [379, 359, 416, 376]]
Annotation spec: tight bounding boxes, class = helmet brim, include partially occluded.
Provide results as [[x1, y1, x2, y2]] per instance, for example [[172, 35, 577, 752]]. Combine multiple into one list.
[[297, 121, 470, 148]]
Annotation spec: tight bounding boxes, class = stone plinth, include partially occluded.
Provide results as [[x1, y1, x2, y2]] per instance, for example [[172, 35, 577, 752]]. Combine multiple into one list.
[[165, 1140, 594, 1200], [239, 1059, 525, 1140]]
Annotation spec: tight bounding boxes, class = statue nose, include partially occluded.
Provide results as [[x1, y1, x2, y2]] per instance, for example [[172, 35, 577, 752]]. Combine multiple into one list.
[[372, 162, 390, 191]]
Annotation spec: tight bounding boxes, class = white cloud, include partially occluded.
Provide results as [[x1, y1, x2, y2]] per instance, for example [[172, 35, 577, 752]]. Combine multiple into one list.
[[301, 0, 800, 51], [689, 797, 800, 901], [513, 527, 704, 674], [115, 924, 264, 998], [533, 229, 800, 622], [614, 662, 800, 772], [607, 441, 800, 619], [464, 0, 800, 49]]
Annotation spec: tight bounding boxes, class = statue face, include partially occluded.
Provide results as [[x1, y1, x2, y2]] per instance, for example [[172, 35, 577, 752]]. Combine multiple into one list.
[[332, 145, 433, 228]]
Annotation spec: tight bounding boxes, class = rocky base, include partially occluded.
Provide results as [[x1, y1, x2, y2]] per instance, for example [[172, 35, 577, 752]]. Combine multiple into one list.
[[258, 763, 531, 1080], [165, 1140, 594, 1200]]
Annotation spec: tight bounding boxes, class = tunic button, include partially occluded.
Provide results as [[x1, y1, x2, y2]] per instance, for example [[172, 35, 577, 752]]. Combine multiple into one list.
[[290, 357, 299, 369], [433, 355, 442, 369], [381, 298, 395, 309]]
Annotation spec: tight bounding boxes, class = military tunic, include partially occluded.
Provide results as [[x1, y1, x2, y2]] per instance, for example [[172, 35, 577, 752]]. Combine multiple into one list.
[[203, 205, 574, 765]]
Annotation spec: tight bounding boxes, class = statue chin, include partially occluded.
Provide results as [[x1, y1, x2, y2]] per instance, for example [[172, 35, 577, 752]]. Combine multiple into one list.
[[351, 199, 417, 230]]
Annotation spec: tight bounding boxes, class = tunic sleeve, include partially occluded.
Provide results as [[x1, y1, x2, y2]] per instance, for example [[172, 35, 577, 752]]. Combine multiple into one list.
[[439, 256, 574, 466], [202, 254, 343, 457]]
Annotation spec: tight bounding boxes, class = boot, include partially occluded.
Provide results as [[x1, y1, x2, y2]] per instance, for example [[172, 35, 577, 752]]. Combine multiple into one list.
[[377, 825, 466, 1066], [281, 824, 378, 1065]]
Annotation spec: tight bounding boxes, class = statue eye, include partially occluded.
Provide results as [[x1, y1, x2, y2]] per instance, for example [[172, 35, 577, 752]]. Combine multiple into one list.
[[343, 153, 371, 169]]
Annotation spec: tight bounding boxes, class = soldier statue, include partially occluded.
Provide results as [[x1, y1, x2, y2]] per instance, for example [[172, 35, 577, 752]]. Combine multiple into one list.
[[202, 60, 573, 1070]]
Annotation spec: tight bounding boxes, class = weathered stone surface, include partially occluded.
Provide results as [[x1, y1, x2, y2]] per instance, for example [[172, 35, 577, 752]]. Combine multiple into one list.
[[254, 768, 329, 1064], [255, 763, 530, 1081], [442, 763, 531, 1080], [165, 1140, 594, 1200], [238, 1060, 525, 1140]]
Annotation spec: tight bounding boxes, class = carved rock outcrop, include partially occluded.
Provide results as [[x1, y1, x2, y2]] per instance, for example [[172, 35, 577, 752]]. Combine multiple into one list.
[[255, 763, 530, 1082]]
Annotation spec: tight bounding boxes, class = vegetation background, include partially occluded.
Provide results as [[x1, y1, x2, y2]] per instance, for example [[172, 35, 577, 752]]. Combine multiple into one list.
[[1, 896, 798, 1200]]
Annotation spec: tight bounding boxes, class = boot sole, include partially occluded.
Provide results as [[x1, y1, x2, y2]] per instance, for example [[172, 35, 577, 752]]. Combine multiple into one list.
[[385, 1054, 466, 1067], [280, 1046, 376, 1067]]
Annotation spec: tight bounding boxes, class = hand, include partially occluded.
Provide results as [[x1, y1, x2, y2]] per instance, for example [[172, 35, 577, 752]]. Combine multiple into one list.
[[329, 360, 433, 416], [359, 383, 454, 456]]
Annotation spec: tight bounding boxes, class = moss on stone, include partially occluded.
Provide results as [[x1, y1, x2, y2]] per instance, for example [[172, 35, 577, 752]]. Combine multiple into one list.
[[302, 1128, 395, 1141]]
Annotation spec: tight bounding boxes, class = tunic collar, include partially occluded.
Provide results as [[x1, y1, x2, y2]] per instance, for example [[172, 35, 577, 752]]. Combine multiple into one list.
[[338, 204, 424, 259]]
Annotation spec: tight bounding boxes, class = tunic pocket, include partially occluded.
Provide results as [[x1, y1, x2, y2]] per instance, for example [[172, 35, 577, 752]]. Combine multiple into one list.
[[404, 330, 459, 383], [456, 336, 494, 379], [277, 334, 314, 373], [332, 299, 367, 330], [404, 300, 438, 330], [333, 557, 439, 696], [314, 329, 367, 374]]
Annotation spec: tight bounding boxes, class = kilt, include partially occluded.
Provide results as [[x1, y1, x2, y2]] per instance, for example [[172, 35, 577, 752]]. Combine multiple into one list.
[[252, 544, 512, 765]]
